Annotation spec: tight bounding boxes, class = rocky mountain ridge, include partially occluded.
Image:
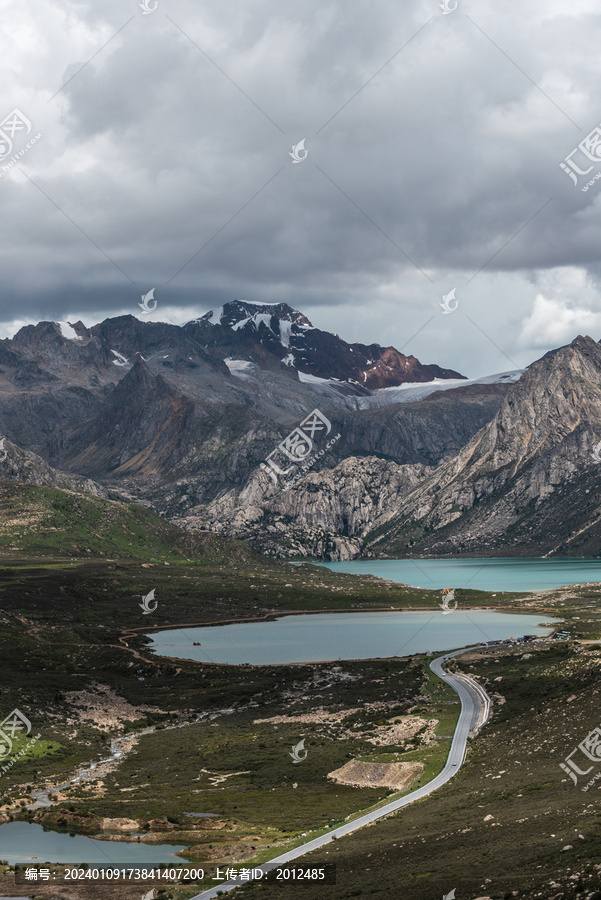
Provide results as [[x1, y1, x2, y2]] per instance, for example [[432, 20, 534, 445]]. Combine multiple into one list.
[[0, 305, 510, 551], [0, 437, 104, 497], [0, 308, 596, 560], [184, 334, 601, 559], [367, 334, 601, 557]]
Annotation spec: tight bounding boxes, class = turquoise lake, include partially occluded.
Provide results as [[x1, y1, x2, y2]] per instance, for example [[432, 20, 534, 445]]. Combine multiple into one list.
[[312, 557, 601, 591], [148, 610, 558, 665], [0, 821, 187, 865]]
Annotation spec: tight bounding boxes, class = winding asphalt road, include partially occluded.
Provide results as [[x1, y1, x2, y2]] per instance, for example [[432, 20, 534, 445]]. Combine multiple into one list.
[[190, 644, 491, 900]]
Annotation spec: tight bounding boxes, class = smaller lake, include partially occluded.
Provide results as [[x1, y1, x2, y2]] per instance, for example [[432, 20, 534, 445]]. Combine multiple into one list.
[[0, 821, 187, 865], [312, 558, 601, 591], [147, 611, 558, 666]]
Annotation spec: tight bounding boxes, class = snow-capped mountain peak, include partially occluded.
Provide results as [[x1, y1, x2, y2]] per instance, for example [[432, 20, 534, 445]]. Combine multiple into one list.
[[185, 300, 466, 389], [193, 300, 312, 330]]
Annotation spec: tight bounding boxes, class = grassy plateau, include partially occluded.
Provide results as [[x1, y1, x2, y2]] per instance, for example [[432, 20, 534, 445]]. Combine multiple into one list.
[[0, 483, 599, 899]]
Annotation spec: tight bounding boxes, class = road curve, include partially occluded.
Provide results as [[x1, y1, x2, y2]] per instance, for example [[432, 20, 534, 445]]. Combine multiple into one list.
[[190, 644, 490, 900]]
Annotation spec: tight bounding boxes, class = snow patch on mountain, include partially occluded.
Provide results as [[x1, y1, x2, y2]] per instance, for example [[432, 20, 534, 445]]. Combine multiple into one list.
[[298, 371, 339, 385], [301, 370, 523, 409], [56, 321, 83, 341], [232, 313, 274, 333], [279, 319, 292, 348], [224, 358, 258, 378], [111, 349, 129, 367], [363, 370, 522, 406], [255, 314, 275, 330]]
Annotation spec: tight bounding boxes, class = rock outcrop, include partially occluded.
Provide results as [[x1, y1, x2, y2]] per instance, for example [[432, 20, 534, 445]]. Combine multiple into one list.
[[369, 335, 601, 557]]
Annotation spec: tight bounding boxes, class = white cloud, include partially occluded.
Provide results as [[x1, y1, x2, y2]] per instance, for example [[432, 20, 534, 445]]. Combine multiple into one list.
[[520, 292, 601, 348]]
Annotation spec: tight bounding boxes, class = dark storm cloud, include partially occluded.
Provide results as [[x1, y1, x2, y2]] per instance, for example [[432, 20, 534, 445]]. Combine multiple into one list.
[[1, 0, 601, 373]]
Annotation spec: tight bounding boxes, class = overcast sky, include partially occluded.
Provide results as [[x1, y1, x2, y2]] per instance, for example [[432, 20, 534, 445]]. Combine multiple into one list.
[[2, 0, 601, 376]]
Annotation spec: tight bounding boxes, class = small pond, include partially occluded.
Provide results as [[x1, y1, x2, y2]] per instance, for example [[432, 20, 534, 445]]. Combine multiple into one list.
[[0, 821, 187, 865]]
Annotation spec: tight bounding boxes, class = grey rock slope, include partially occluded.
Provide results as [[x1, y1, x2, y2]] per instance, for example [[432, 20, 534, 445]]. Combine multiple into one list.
[[0, 436, 104, 496], [367, 335, 601, 557], [183, 456, 432, 560], [190, 334, 601, 560], [184, 385, 508, 558]]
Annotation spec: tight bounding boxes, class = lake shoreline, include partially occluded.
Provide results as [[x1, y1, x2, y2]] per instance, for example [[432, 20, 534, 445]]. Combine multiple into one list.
[[125, 603, 563, 670], [127, 598, 561, 637], [145, 609, 560, 667]]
